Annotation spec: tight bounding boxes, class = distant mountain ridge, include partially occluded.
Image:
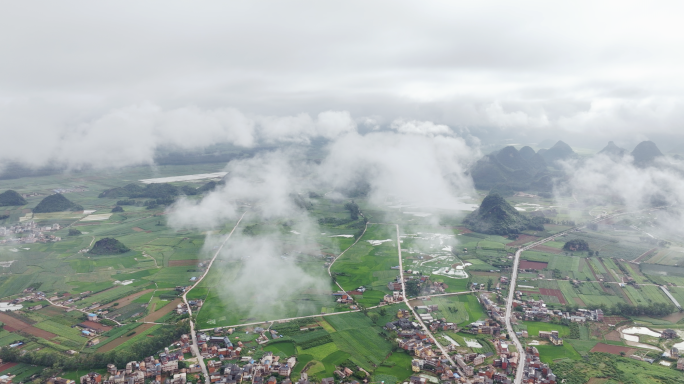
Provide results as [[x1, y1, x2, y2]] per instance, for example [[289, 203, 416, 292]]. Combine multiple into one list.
[[468, 140, 670, 193], [538, 140, 577, 165], [469, 142, 566, 191], [598, 141, 626, 158]]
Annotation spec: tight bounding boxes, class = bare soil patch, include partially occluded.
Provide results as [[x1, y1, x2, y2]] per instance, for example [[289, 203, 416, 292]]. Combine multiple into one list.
[[662, 311, 684, 323], [530, 245, 562, 254], [408, 299, 425, 307], [169, 259, 199, 266], [506, 235, 540, 247], [634, 248, 658, 263], [604, 330, 622, 341], [81, 320, 112, 332], [519, 260, 548, 270], [0, 312, 57, 339], [539, 288, 566, 305], [573, 297, 586, 306], [455, 227, 472, 234], [470, 271, 500, 277], [587, 378, 608, 384], [101, 288, 154, 310], [97, 323, 154, 353], [0, 363, 17, 373], [602, 315, 628, 326], [590, 342, 634, 355], [143, 298, 182, 322]]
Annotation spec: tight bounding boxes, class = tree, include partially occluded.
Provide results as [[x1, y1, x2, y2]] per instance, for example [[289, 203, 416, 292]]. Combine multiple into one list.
[[405, 279, 420, 297], [344, 201, 361, 220], [487, 278, 493, 291], [369, 313, 379, 324], [354, 371, 367, 380], [564, 239, 590, 252], [379, 308, 387, 316], [68, 228, 82, 236]]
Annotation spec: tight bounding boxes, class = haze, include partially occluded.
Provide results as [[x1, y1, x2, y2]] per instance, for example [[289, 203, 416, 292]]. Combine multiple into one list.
[[2, 1, 684, 170]]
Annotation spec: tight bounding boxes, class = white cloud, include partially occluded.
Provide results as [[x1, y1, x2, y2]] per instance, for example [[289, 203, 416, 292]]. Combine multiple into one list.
[[390, 119, 452, 136]]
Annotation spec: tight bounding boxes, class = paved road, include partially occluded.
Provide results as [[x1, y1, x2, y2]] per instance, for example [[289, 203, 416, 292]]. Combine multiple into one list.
[[505, 208, 664, 383], [183, 212, 246, 384], [506, 247, 526, 384], [392, 224, 457, 368]]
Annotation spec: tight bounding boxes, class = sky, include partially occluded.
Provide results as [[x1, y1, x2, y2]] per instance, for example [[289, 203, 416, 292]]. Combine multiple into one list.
[[2, 0, 684, 169]]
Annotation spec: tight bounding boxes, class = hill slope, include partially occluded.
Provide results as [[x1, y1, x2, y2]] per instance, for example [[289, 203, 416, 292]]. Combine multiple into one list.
[[469, 146, 552, 191], [631, 141, 664, 167], [539, 140, 576, 166], [598, 141, 626, 158], [463, 193, 544, 235], [88, 238, 130, 255], [0, 190, 27, 206], [32, 194, 83, 213]]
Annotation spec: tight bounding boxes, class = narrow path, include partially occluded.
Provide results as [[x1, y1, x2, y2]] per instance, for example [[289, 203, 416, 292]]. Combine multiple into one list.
[[45, 297, 123, 327], [182, 212, 247, 384], [142, 251, 159, 268], [327, 221, 369, 294]]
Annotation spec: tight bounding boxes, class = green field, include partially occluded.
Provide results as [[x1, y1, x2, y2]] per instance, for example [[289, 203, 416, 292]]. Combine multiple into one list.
[[536, 344, 581, 363], [521, 321, 571, 338], [331, 224, 400, 305]]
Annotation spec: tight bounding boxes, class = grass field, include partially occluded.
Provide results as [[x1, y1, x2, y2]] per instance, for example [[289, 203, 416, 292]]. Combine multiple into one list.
[[324, 312, 393, 371], [331, 224, 400, 305], [521, 321, 571, 338], [536, 344, 581, 363], [372, 352, 413, 384]]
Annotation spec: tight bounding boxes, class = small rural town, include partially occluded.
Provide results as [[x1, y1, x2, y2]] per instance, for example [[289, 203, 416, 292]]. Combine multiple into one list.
[[2, 2, 684, 383]]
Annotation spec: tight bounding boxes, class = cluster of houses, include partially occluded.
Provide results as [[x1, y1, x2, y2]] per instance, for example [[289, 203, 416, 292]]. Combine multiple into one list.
[[195, 333, 243, 359], [522, 347, 558, 384], [454, 353, 487, 376], [206, 352, 297, 384], [75, 348, 192, 384], [479, 294, 504, 321], [465, 319, 501, 336], [511, 296, 604, 323], [385, 275, 448, 296], [538, 331, 563, 346], [385, 314, 437, 359], [0, 221, 62, 244], [410, 358, 515, 384], [381, 291, 404, 305]]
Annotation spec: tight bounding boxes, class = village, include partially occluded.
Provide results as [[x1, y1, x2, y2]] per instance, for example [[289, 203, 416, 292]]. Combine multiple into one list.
[[0, 221, 62, 244]]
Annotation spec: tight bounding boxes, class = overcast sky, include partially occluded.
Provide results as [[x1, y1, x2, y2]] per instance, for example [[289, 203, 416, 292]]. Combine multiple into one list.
[[2, 0, 684, 166]]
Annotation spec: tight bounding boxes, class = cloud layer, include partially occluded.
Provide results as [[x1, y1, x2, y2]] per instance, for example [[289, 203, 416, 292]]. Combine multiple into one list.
[[2, 1, 684, 154]]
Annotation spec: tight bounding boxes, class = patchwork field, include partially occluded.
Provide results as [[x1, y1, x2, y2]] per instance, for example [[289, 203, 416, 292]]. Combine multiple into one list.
[[331, 224, 401, 305]]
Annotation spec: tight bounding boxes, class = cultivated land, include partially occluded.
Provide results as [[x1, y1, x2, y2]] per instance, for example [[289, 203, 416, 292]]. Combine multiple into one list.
[[1, 164, 684, 383]]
